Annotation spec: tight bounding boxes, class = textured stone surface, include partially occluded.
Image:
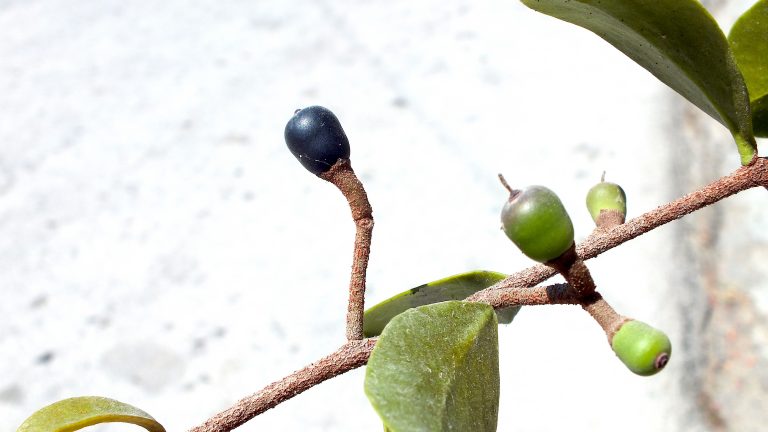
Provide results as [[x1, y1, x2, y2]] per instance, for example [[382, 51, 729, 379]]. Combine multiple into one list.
[[1, 0, 765, 431]]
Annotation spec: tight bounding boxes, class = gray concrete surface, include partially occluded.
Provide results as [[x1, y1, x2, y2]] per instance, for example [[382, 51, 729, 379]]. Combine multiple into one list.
[[1, 0, 765, 431]]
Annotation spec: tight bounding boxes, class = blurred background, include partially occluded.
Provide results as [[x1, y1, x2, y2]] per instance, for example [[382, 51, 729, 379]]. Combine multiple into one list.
[[1, 0, 766, 430]]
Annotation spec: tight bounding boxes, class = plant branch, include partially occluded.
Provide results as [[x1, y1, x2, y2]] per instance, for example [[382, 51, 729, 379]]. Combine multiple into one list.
[[547, 245, 596, 296], [320, 159, 374, 341], [595, 209, 625, 229], [188, 282, 573, 432], [471, 283, 577, 307], [580, 292, 627, 342], [188, 338, 377, 432], [577, 157, 767, 259], [472, 157, 768, 297], [190, 158, 768, 432]]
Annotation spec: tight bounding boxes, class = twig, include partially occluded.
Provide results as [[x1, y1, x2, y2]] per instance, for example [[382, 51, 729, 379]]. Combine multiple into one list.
[[189, 339, 377, 432], [188, 282, 571, 432], [471, 283, 576, 307], [474, 157, 768, 295], [595, 209, 626, 229], [579, 292, 627, 343], [320, 159, 374, 340], [190, 157, 768, 432], [546, 245, 596, 296], [577, 157, 768, 259]]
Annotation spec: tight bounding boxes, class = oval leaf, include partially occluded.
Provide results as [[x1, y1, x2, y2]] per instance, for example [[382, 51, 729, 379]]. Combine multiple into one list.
[[365, 301, 500, 432], [363, 270, 520, 337], [729, 0, 768, 137], [521, 0, 757, 164], [17, 396, 166, 432]]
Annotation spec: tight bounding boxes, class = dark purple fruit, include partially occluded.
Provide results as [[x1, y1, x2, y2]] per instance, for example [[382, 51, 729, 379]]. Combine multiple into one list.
[[284, 106, 350, 175]]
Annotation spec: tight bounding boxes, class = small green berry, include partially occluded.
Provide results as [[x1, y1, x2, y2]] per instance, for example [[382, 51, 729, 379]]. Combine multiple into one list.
[[500, 182, 575, 263], [611, 320, 671, 376], [586, 175, 626, 223]]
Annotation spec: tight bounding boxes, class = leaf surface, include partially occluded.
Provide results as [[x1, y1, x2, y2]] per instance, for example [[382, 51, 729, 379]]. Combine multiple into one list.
[[363, 270, 519, 337], [365, 301, 500, 432], [521, 0, 757, 164], [16, 396, 165, 432], [729, 0, 768, 136]]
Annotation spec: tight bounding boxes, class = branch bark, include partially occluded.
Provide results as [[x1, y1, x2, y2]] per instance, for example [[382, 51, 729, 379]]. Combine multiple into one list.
[[321, 159, 374, 341], [189, 339, 377, 432], [189, 157, 768, 432], [473, 157, 768, 296]]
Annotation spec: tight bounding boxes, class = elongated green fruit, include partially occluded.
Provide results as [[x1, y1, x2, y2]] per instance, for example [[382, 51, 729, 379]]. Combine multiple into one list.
[[500, 184, 574, 263], [586, 178, 627, 223], [611, 320, 671, 376]]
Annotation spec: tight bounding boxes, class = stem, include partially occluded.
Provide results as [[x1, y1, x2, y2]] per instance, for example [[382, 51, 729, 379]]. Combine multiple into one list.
[[480, 157, 768, 295], [579, 292, 627, 343], [189, 157, 768, 432], [595, 209, 625, 229], [320, 159, 374, 341], [498, 173, 521, 198], [188, 339, 377, 432], [469, 283, 577, 307], [546, 245, 596, 296], [577, 157, 768, 260]]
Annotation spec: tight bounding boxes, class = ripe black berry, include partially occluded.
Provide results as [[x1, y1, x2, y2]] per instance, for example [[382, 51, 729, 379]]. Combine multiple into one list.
[[284, 106, 350, 175]]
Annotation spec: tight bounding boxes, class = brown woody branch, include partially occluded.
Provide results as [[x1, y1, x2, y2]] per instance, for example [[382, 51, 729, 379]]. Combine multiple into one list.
[[471, 282, 577, 308], [580, 292, 627, 343], [189, 338, 377, 432], [470, 157, 768, 297], [189, 157, 768, 432], [595, 209, 626, 229], [546, 245, 596, 297], [320, 159, 374, 341]]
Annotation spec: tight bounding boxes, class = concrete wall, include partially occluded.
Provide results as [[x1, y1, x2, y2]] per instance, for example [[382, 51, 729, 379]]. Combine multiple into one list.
[[1, 0, 765, 430]]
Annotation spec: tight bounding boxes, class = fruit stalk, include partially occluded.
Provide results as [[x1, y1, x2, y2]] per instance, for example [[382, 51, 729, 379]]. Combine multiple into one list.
[[321, 159, 374, 341], [192, 159, 767, 432], [594, 210, 626, 229], [188, 339, 377, 432], [467, 282, 580, 308], [546, 245, 596, 297], [579, 292, 627, 342]]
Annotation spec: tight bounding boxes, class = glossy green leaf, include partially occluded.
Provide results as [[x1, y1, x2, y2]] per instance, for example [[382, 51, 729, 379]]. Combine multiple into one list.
[[365, 301, 500, 432], [729, 0, 768, 137], [16, 396, 166, 432], [521, 0, 757, 165], [363, 270, 520, 337]]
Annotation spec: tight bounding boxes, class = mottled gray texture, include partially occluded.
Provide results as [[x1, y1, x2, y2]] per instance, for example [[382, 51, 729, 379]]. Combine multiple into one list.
[[1, 0, 765, 431]]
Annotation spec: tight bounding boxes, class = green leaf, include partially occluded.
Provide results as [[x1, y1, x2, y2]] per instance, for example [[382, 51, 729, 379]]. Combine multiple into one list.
[[729, 0, 768, 137], [363, 270, 519, 337], [16, 396, 166, 432], [365, 301, 500, 432], [521, 0, 757, 165]]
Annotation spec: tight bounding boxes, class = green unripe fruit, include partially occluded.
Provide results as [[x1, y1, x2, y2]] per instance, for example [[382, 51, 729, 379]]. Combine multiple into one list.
[[500, 185, 575, 263], [611, 320, 671, 376], [586, 179, 626, 223]]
